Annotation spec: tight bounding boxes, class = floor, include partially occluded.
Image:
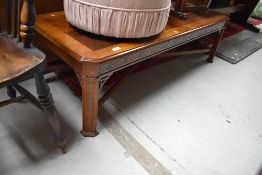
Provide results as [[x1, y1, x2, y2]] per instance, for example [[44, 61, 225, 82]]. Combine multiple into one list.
[[1, 37, 262, 175]]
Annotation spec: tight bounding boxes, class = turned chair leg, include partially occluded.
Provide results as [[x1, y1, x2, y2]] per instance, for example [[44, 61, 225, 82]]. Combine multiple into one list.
[[34, 73, 66, 153], [7, 85, 17, 98]]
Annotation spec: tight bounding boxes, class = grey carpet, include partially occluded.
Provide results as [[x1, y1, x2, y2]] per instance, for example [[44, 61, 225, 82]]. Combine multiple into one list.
[[216, 30, 262, 64]]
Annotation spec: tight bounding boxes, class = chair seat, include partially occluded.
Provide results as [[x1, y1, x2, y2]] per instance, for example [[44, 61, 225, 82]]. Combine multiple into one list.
[[0, 35, 45, 86]]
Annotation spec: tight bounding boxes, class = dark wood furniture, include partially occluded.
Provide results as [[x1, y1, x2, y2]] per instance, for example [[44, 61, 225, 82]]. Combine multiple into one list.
[[210, 0, 259, 31], [210, 0, 259, 18], [171, 0, 211, 19], [229, 0, 259, 25], [35, 11, 229, 137], [0, 0, 66, 152], [173, 0, 259, 27], [0, 0, 63, 15]]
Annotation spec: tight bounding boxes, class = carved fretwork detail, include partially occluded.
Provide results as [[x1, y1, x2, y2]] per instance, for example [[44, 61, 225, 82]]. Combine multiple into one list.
[[98, 22, 226, 75], [99, 73, 113, 91], [75, 72, 82, 83]]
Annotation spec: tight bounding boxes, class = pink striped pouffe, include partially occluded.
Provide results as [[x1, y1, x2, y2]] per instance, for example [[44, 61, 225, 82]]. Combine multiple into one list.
[[64, 0, 171, 38]]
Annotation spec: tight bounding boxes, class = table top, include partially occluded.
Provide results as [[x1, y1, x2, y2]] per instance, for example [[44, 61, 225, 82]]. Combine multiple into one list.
[[36, 11, 228, 64]]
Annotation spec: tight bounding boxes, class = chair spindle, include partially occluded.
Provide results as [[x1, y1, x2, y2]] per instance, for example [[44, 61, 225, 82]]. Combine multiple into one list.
[[13, 0, 19, 38], [20, 0, 35, 48], [18, 0, 23, 42], [6, 0, 11, 34]]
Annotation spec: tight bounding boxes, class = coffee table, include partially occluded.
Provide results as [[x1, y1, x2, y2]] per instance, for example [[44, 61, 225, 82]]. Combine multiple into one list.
[[35, 11, 229, 137]]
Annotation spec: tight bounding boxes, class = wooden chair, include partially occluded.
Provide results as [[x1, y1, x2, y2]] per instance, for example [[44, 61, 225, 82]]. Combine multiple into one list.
[[0, 0, 66, 152]]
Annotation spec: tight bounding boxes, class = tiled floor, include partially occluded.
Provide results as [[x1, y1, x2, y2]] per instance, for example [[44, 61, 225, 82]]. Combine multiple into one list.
[[0, 41, 262, 174]]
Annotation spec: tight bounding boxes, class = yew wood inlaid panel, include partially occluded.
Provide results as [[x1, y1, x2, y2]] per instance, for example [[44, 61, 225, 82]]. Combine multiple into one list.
[[36, 11, 228, 77]]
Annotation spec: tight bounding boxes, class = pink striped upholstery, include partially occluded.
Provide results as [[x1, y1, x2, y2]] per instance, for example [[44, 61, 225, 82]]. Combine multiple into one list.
[[64, 0, 171, 38]]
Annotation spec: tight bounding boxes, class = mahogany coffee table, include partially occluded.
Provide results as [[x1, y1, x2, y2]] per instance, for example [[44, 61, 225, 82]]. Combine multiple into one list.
[[35, 11, 229, 137]]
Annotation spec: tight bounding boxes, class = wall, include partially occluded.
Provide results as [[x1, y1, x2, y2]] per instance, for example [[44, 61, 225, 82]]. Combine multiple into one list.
[[35, 0, 63, 14], [0, 0, 63, 16]]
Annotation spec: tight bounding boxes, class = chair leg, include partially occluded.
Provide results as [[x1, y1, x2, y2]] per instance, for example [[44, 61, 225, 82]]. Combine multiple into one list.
[[34, 73, 66, 153], [13, 84, 43, 110], [7, 85, 17, 98]]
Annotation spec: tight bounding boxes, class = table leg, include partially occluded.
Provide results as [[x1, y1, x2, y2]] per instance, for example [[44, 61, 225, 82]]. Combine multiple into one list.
[[207, 25, 227, 63], [80, 76, 99, 137]]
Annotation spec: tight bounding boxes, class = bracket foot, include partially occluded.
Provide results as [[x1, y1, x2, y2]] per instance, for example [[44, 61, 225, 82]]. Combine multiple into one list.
[[80, 130, 99, 137]]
